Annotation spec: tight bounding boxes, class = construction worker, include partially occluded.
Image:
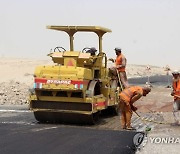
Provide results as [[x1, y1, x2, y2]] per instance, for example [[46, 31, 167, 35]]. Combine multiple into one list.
[[108, 48, 129, 88], [119, 86, 151, 130], [114, 47, 129, 88], [86, 47, 97, 56], [171, 70, 180, 124]]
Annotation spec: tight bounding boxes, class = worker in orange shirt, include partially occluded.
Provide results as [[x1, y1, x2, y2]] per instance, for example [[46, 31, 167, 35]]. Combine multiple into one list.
[[171, 70, 180, 124], [108, 47, 129, 88], [114, 47, 129, 88], [119, 86, 151, 130]]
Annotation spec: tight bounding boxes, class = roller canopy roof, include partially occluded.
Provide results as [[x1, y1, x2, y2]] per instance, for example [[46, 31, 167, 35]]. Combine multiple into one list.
[[46, 26, 111, 35], [46, 25, 111, 52]]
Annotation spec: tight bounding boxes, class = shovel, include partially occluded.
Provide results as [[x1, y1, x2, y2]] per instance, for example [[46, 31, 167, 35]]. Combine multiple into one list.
[[133, 110, 152, 132]]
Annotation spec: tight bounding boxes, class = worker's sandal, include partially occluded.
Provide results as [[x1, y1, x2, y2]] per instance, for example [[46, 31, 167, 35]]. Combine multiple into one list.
[[126, 127, 136, 130]]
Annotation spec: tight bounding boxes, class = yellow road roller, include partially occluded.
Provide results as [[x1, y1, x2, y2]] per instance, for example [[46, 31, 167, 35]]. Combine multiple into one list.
[[29, 26, 121, 124]]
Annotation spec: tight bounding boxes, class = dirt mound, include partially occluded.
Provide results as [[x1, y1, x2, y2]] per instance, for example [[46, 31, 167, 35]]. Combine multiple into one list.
[[0, 80, 30, 105]]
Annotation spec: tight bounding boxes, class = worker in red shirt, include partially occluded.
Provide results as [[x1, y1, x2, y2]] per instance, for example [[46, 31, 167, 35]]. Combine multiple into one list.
[[119, 86, 151, 130], [171, 70, 180, 124]]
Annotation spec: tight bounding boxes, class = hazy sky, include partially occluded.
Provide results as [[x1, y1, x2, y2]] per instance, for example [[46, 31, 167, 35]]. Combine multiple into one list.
[[0, 0, 180, 69]]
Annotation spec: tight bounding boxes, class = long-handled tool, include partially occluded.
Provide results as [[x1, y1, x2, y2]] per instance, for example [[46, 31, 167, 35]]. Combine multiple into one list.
[[133, 110, 170, 125], [133, 111, 152, 132], [116, 69, 124, 91]]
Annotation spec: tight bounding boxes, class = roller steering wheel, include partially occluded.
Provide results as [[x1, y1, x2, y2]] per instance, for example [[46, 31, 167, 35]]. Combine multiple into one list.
[[54, 46, 66, 52], [82, 47, 91, 53]]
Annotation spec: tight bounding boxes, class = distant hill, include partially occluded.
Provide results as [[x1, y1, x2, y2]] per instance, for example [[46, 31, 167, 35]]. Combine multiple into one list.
[[126, 64, 167, 78]]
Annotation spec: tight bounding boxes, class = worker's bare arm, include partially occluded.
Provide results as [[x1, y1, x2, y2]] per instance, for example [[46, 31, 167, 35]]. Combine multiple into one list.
[[130, 93, 142, 104], [121, 57, 126, 67], [116, 64, 123, 68]]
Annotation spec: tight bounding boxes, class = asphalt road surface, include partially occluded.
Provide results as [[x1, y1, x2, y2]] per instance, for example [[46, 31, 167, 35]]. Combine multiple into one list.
[[0, 105, 143, 154]]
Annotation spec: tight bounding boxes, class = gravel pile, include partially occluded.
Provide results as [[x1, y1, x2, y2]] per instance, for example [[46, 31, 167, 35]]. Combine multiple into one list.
[[0, 80, 30, 105]]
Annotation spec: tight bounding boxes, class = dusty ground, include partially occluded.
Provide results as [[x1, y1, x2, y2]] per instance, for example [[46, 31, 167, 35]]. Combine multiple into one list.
[[0, 58, 53, 105], [134, 86, 180, 154], [135, 85, 173, 112], [0, 58, 179, 153]]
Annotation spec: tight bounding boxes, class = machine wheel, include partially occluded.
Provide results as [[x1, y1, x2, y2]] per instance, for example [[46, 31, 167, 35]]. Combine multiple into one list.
[[104, 105, 119, 116], [33, 80, 102, 125], [87, 112, 100, 124], [34, 111, 57, 123], [86, 80, 101, 97], [109, 80, 120, 115], [33, 111, 100, 125], [111, 105, 120, 116]]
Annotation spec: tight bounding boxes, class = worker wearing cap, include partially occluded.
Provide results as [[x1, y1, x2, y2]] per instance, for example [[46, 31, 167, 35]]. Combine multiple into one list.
[[171, 70, 180, 124], [114, 47, 129, 88], [86, 47, 97, 56], [119, 86, 151, 130]]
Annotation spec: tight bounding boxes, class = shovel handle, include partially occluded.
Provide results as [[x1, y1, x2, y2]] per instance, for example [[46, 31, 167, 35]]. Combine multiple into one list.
[[116, 69, 124, 91]]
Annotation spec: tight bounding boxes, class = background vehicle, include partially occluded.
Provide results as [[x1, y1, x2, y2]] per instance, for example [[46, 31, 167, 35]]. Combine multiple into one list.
[[29, 26, 121, 124]]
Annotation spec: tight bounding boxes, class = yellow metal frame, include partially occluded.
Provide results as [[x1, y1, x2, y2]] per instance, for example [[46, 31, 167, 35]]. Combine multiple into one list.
[[47, 25, 111, 53]]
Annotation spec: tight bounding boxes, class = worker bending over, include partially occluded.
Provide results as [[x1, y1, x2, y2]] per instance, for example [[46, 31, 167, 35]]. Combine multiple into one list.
[[119, 86, 151, 130], [171, 70, 180, 124]]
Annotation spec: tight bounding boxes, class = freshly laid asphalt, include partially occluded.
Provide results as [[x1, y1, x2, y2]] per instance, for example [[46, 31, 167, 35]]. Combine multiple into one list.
[[0, 105, 143, 154]]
